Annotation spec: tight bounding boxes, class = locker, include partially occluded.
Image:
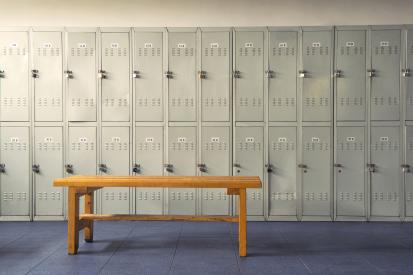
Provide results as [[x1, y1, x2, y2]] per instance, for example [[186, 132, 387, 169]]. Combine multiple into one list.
[[234, 126, 264, 216], [302, 30, 332, 122], [335, 126, 365, 217], [32, 31, 63, 122], [101, 32, 130, 122], [34, 127, 63, 216], [135, 126, 164, 214], [101, 127, 131, 214], [335, 30, 366, 121], [370, 126, 400, 217], [200, 126, 230, 215], [0, 31, 29, 121], [0, 127, 30, 216], [405, 126, 413, 216], [406, 30, 413, 120], [67, 126, 96, 175], [168, 126, 196, 214], [370, 30, 401, 121], [268, 127, 297, 216], [66, 32, 97, 121], [200, 31, 231, 122], [134, 31, 164, 122], [268, 31, 298, 122], [234, 31, 264, 122], [168, 32, 196, 122], [301, 127, 331, 216]]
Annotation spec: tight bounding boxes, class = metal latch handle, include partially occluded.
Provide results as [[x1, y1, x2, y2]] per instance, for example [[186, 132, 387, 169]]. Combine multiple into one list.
[[31, 69, 39, 78], [98, 70, 107, 79], [65, 164, 73, 174], [132, 164, 141, 173], [99, 164, 108, 173], [32, 164, 40, 173], [164, 164, 173, 173], [198, 163, 207, 172]]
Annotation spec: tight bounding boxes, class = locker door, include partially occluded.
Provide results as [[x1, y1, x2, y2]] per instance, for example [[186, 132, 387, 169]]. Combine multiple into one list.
[[101, 127, 130, 214], [405, 126, 413, 216], [268, 31, 298, 122], [34, 127, 63, 216], [134, 31, 163, 122], [67, 32, 97, 121], [268, 127, 297, 216], [234, 31, 264, 122], [0, 32, 29, 121], [234, 127, 264, 216], [101, 32, 130, 122], [32, 32, 63, 122], [335, 30, 366, 121], [302, 31, 332, 122], [406, 30, 413, 120], [302, 127, 331, 216], [67, 127, 96, 175], [336, 127, 365, 217], [370, 126, 400, 217], [168, 127, 196, 214], [0, 127, 30, 216], [135, 126, 164, 214], [168, 32, 196, 122], [200, 31, 230, 122], [200, 126, 230, 215], [371, 30, 401, 121]]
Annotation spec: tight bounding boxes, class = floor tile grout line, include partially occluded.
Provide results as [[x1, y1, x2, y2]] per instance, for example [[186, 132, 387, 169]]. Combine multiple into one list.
[[229, 223, 243, 275], [167, 222, 184, 275], [25, 239, 68, 275]]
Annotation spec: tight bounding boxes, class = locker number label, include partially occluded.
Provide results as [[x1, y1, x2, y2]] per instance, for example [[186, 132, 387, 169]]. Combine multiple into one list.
[[177, 43, 186, 48], [144, 43, 153, 48], [211, 137, 220, 142], [44, 137, 54, 143], [112, 137, 121, 142], [346, 41, 355, 47], [278, 137, 287, 142], [145, 137, 154, 143], [312, 42, 321, 48], [78, 137, 88, 143], [9, 42, 18, 48], [10, 137, 19, 143], [380, 41, 389, 47], [278, 42, 288, 48], [311, 137, 320, 143], [110, 43, 119, 48], [346, 137, 356, 142], [380, 136, 389, 142], [244, 42, 254, 48], [245, 137, 255, 143], [43, 42, 52, 48], [210, 42, 219, 48], [77, 43, 87, 48], [178, 137, 186, 143]]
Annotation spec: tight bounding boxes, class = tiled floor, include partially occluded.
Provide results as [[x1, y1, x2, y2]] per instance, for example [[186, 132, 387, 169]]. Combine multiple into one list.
[[1, 221, 413, 274]]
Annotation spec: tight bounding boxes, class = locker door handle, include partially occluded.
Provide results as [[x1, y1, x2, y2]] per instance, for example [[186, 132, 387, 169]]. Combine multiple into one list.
[[367, 163, 376, 172], [165, 71, 173, 79], [198, 71, 207, 79], [132, 71, 140, 79], [265, 164, 274, 173], [233, 163, 241, 168], [265, 70, 274, 78], [0, 163, 5, 173], [32, 164, 40, 173], [334, 70, 342, 78], [31, 69, 39, 78], [132, 164, 141, 174], [64, 70, 73, 79], [98, 70, 107, 79], [99, 164, 108, 173], [65, 164, 73, 174], [298, 70, 307, 78], [402, 69, 411, 77], [367, 69, 376, 78], [298, 164, 307, 169], [197, 164, 207, 173], [334, 163, 343, 173], [164, 164, 173, 173], [0, 70, 4, 78], [401, 164, 411, 173], [233, 70, 241, 78]]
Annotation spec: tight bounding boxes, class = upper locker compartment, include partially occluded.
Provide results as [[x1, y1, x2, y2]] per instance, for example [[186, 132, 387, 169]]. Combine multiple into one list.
[[168, 29, 197, 122], [405, 28, 413, 120], [200, 29, 231, 122], [268, 29, 298, 122], [0, 30, 29, 122], [335, 29, 367, 122], [234, 29, 264, 122], [134, 29, 164, 122], [32, 31, 63, 122], [101, 31, 130, 122], [301, 29, 333, 122], [370, 28, 401, 121], [66, 31, 97, 122]]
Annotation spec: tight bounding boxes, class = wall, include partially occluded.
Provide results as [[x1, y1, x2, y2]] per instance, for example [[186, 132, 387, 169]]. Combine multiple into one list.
[[0, 0, 412, 27]]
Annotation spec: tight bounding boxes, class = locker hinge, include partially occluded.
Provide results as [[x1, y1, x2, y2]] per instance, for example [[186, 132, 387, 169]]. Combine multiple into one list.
[[0, 164, 5, 173], [164, 71, 173, 79], [32, 164, 40, 173], [31, 69, 39, 78], [367, 69, 376, 78], [132, 164, 141, 173], [132, 70, 140, 79], [197, 163, 207, 173], [402, 68, 411, 77], [164, 164, 173, 173]]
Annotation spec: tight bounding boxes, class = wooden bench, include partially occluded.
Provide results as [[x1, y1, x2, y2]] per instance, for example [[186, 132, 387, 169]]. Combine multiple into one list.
[[53, 176, 262, 257]]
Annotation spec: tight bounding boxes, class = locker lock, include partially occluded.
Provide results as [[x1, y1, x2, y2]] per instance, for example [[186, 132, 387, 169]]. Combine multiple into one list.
[[0, 164, 5, 173], [132, 71, 140, 79], [334, 70, 342, 78], [164, 71, 173, 79], [31, 69, 39, 78], [233, 70, 241, 79], [32, 164, 40, 173], [98, 70, 107, 79], [298, 164, 308, 173], [197, 163, 207, 173], [401, 164, 411, 173], [65, 164, 73, 174], [233, 163, 241, 173], [367, 69, 376, 78], [265, 70, 274, 79], [99, 164, 108, 173], [198, 71, 207, 79], [164, 164, 173, 173], [0, 70, 4, 78], [64, 70, 73, 79], [366, 163, 376, 173], [132, 163, 141, 174], [265, 164, 274, 173], [334, 163, 343, 173], [298, 70, 307, 78], [402, 69, 411, 77]]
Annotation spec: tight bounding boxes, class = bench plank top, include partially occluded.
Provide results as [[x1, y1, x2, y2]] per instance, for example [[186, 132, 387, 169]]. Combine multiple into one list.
[[54, 176, 262, 189]]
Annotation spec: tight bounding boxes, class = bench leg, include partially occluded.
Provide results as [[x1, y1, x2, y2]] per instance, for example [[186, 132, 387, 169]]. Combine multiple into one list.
[[68, 187, 79, 255], [84, 192, 94, 242], [238, 188, 247, 257]]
